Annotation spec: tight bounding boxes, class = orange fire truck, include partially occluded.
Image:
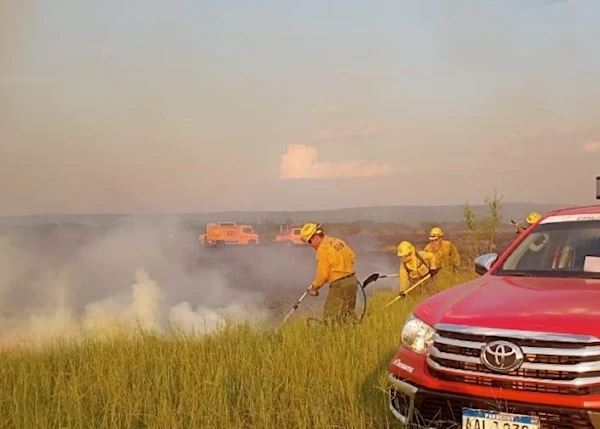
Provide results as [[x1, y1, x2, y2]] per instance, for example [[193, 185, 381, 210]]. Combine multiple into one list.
[[199, 222, 260, 246], [274, 225, 303, 245]]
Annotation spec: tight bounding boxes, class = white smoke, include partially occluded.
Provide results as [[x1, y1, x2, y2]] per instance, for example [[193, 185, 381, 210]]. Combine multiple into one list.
[[0, 215, 399, 349], [1, 265, 271, 348], [0, 221, 273, 349]]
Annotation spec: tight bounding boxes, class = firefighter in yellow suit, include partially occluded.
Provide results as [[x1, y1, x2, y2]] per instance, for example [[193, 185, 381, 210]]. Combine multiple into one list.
[[424, 227, 460, 271], [300, 222, 358, 324], [397, 241, 439, 294], [512, 212, 542, 235]]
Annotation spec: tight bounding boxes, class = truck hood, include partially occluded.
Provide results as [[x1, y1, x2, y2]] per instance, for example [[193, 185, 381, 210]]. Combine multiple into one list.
[[415, 275, 600, 337]]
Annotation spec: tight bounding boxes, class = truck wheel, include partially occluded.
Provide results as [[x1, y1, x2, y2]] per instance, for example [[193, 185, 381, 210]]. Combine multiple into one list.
[[248, 240, 257, 245]]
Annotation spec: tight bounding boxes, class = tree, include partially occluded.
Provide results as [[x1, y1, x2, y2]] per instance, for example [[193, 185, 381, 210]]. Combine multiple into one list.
[[481, 190, 503, 252], [462, 190, 504, 265]]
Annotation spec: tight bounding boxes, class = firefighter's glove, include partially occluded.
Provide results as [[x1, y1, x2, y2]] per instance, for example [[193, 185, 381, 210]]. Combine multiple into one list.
[[307, 285, 319, 297]]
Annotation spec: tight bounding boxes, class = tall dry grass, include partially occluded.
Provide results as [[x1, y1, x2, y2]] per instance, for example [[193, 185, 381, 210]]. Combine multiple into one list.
[[0, 271, 476, 429]]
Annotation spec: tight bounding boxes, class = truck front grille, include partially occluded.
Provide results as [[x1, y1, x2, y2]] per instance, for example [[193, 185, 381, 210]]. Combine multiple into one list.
[[408, 388, 595, 429], [427, 324, 600, 396]]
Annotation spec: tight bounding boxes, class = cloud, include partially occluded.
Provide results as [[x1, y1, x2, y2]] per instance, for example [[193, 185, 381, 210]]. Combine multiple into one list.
[[311, 123, 382, 142], [279, 144, 395, 179], [581, 141, 600, 153]]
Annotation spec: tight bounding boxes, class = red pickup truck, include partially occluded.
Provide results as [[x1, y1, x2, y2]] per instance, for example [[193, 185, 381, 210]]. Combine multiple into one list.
[[387, 204, 600, 429]]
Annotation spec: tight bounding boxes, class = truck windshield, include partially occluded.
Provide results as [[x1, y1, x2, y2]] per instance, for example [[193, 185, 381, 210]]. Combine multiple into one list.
[[243, 227, 252, 234], [493, 220, 600, 279]]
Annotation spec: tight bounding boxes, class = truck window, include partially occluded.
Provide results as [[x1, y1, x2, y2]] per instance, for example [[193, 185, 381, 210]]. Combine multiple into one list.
[[243, 227, 252, 234], [494, 220, 600, 279], [293, 229, 300, 235]]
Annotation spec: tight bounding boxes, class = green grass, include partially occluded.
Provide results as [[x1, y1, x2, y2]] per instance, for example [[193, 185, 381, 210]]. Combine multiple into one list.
[[0, 272, 476, 429]]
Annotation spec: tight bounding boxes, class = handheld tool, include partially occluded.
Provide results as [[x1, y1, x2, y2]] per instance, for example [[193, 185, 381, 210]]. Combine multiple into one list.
[[384, 273, 432, 308], [277, 289, 309, 329]]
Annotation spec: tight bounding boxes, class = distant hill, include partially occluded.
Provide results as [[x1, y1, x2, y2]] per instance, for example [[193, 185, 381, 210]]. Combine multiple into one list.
[[183, 202, 570, 225], [0, 202, 576, 228]]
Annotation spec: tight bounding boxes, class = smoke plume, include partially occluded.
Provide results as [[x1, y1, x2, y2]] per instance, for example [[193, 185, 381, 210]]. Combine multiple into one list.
[[0, 220, 276, 348], [0, 217, 399, 348]]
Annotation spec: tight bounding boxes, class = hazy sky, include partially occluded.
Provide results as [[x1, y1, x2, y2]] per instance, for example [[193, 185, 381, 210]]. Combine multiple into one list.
[[1, 0, 599, 215]]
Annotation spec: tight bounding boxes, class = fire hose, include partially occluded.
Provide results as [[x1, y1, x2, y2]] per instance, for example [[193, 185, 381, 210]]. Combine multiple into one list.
[[278, 278, 368, 329], [277, 270, 434, 328]]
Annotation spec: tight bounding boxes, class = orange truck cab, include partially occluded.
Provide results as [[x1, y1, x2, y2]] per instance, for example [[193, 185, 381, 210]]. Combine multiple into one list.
[[199, 222, 259, 246], [274, 225, 303, 245]]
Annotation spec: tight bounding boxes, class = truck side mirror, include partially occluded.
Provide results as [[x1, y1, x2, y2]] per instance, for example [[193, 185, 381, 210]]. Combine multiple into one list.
[[474, 253, 499, 276]]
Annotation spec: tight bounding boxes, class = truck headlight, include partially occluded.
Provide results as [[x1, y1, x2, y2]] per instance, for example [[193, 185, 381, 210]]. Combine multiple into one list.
[[401, 313, 435, 355]]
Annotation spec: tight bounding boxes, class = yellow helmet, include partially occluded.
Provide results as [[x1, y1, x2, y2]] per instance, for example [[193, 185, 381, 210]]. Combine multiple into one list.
[[526, 212, 541, 225], [397, 240, 414, 257], [300, 222, 322, 243], [429, 226, 444, 240]]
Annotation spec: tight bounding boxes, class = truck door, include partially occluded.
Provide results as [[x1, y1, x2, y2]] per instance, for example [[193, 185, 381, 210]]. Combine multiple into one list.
[[242, 227, 256, 244]]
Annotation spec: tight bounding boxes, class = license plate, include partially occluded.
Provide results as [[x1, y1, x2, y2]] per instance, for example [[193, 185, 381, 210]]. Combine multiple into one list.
[[462, 408, 540, 429]]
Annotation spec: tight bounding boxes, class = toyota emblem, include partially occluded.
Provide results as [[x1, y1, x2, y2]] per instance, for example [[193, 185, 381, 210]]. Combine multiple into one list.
[[480, 340, 524, 373]]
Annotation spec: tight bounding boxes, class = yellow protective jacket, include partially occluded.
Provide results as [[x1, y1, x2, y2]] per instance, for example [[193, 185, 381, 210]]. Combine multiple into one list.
[[424, 239, 460, 269], [399, 250, 438, 292], [311, 236, 356, 289]]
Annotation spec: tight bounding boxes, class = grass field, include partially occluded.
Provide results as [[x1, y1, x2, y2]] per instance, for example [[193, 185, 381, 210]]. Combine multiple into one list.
[[0, 271, 477, 429]]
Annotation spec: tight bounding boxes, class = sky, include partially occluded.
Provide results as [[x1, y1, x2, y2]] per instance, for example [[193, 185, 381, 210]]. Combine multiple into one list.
[[1, 0, 599, 215]]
